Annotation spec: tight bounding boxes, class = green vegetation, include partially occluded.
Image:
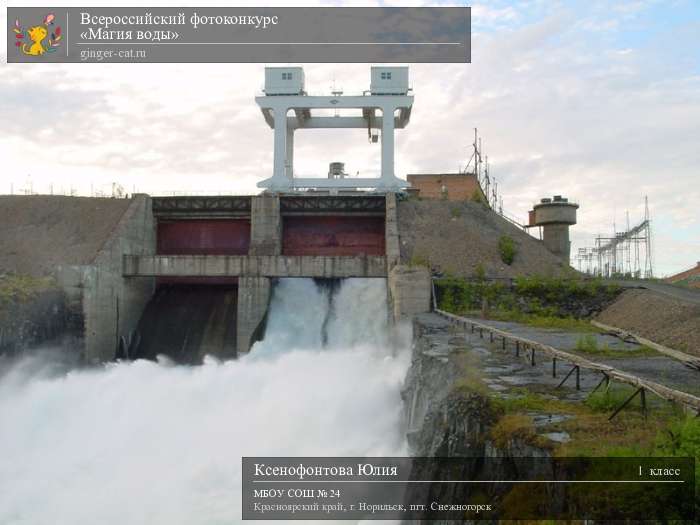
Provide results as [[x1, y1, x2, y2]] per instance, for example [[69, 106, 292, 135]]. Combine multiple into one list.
[[0, 273, 55, 307], [574, 334, 658, 358], [408, 253, 430, 268], [575, 334, 599, 353], [656, 416, 700, 464], [498, 235, 517, 265], [489, 309, 601, 332], [563, 410, 700, 510], [448, 319, 699, 517], [436, 275, 505, 314], [485, 385, 697, 464], [471, 189, 486, 204], [451, 351, 492, 395], [449, 206, 462, 218], [584, 384, 644, 412], [490, 413, 547, 449], [513, 274, 621, 301], [670, 277, 700, 289], [436, 274, 621, 324], [491, 388, 579, 415], [448, 355, 700, 515]]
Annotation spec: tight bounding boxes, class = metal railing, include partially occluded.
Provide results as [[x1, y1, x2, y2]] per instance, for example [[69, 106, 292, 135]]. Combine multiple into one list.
[[434, 308, 700, 418]]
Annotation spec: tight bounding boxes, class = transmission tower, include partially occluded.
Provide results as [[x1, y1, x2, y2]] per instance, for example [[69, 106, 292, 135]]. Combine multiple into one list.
[[586, 197, 653, 278]]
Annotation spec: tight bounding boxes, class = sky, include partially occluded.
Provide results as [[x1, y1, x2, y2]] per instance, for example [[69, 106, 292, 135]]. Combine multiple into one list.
[[1, 0, 699, 276]]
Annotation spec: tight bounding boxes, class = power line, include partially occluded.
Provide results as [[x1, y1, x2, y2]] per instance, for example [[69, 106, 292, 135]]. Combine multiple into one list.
[[576, 196, 653, 279]]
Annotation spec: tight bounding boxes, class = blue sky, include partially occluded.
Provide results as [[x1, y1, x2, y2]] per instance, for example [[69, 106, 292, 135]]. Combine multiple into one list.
[[1, 0, 699, 275]]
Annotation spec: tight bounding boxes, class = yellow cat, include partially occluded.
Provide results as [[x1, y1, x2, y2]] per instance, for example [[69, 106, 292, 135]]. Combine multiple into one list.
[[22, 25, 48, 56]]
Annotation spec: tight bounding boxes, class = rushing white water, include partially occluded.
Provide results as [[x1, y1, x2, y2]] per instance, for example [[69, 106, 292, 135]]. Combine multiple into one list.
[[0, 278, 409, 525]]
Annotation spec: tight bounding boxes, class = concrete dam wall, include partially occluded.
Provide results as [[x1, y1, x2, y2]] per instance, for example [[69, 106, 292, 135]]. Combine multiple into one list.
[[0, 192, 431, 362]]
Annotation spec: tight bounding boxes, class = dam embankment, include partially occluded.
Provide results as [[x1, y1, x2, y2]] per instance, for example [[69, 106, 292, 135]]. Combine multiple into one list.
[[0, 195, 132, 276]]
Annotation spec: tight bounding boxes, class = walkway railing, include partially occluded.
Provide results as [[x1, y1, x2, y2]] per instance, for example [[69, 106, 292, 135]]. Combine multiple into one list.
[[434, 308, 700, 418]]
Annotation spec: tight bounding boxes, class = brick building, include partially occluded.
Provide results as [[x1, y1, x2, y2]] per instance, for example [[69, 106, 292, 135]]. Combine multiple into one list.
[[407, 173, 487, 203]]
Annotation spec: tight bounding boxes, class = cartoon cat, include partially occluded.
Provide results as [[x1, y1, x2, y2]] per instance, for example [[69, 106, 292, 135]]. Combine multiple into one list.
[[22, 25, 48, 56]]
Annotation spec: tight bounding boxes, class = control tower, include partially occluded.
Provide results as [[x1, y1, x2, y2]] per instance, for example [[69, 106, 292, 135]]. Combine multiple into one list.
[[529, 195, 579, 262], [256, 66, 414, 192]]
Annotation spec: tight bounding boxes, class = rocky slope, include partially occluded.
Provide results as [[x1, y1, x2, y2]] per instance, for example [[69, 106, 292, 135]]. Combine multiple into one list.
[[597, 288, 700, 357], [397, 199, 572, 279], [0, 195, 131, 276], [0, 275, 82, 356], [402, 314, 554, 523]]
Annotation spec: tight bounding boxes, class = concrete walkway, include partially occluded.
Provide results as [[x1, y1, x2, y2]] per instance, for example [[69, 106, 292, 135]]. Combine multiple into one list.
[[466, 317, 700, 397]]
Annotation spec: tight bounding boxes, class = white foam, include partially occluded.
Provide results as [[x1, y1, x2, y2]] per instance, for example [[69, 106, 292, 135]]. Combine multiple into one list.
[[0, 278, 409, 525]]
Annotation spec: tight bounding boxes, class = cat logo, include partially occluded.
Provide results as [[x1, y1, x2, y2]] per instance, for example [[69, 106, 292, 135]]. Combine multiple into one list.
[[13, 13, 62, 56]]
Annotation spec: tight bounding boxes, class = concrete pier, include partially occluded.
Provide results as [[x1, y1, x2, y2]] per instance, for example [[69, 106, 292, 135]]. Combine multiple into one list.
[[237, 276, 271, 354], [385, 193, 432, 322], [56, 194, 156, 363], [250, 194, 281, 256], [233, 194, 286, 353], [84, 195, 155, 362], [384, 193, 401, 268], [388, 265, 432, 322]]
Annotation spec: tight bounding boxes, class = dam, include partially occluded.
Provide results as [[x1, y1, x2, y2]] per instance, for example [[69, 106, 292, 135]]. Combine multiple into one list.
[[39, 192, 429, 363], [0, 184, 571, 364]]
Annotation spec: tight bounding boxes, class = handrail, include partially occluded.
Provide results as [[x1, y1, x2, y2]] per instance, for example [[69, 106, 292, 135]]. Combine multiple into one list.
[[435, 309, 700, 413], [591, 320, 700, 371]]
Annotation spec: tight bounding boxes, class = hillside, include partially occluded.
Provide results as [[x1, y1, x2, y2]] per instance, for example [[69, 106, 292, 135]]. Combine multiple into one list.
[[597, 288, 700, 357], [0, 195, 132, 276], [397, 199, 572, 278]]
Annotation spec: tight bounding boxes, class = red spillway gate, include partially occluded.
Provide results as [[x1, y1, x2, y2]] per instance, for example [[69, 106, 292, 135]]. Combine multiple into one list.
[[156, 219, 251, 285], [157, 220, 251, 255], [282, 216, 385, 256], [156, 215, 384, 260]]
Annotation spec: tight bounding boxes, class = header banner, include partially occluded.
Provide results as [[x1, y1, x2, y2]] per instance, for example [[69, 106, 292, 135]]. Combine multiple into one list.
[[7, 7, 471, 63]]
